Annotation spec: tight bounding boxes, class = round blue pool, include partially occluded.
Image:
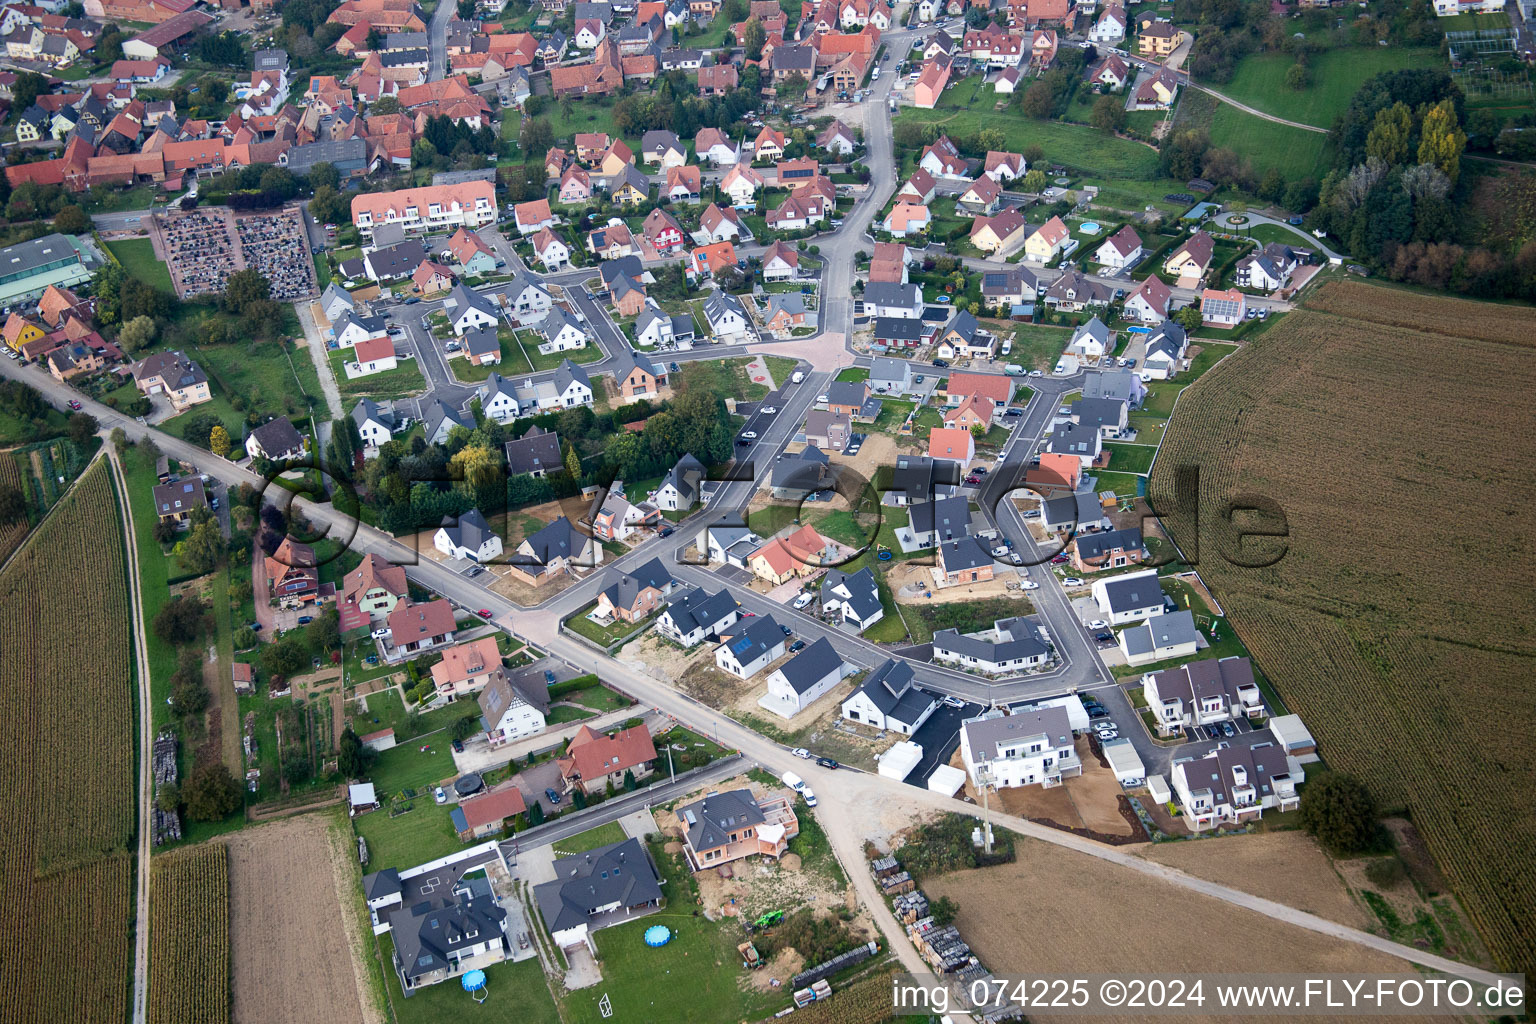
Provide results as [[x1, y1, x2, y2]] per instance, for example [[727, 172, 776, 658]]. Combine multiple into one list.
[[644, 925, 672, 947], [1079, 221, 1101, 234]]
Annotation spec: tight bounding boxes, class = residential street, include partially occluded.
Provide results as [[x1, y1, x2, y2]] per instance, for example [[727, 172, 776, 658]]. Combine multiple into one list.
[[0, 357, 1505, 989]]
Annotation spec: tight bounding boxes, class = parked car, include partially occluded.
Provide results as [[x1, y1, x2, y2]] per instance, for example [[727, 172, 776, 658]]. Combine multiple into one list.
[[792, 747, 812, 759], [816, 757, 839, 769], [1094, 632, 1114, 643], [1004, 407, 1023, 417], [914, 375, 925, 384], [1062, 577, 1085, 587], [297, 615, 314, 625], [476, 608, 493, 619], [545, 787, 562, 804], [658, 526, 674, 537], [451, 739, 464, 753], [1022, 509, 1041, 519], [740, 430, 758, 439], [802, 788, 818, 807], [1222, 721, 1237, 737], [1028, 369, 1043, 378], [434, 787, 447, 804], [1050, 553, 1070, 564], [932, 358, 949, 368], [792, 591, 815, 609], [1088, 707, 1111, 720], [760, 406, 777, 415], [943, 695, 965, 709], [67, 399, 82, 410], [1096, 729, 1120, 741], [966, 474, 982, 485], [370, 627, 390, 639], [1088, 619, 1107, 629], [789, 639, 806, 652], [780, 624, 793, 636], [670, 361, 681, 372], [736, 438, 752, 446]]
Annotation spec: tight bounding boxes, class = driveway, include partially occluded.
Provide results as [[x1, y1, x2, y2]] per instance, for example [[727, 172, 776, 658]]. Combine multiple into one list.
[[902, 697, 981, 788]]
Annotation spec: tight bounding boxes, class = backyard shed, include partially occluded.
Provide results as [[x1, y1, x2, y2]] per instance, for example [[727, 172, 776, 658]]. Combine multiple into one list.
[[926, 764, 967, 797]]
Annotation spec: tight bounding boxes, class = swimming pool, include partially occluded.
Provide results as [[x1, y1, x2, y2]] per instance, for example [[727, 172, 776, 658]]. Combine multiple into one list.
[[1079, 221, 1101, 234]]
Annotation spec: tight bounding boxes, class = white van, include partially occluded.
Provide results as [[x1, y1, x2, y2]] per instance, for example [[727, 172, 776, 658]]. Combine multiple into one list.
[[780, 771, 806, 792]]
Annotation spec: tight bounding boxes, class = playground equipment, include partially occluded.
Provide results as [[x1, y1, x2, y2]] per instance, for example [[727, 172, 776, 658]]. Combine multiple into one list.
[[738, 942, 763, 969], [462, 969, 487, 1003], [644, 925, 672, 947]]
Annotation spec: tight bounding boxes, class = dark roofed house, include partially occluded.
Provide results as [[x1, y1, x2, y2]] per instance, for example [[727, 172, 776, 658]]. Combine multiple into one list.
[[373, 852, 511, 993], [820, 566, 883, 632], [595, 556, 675, 622], [657, 586, 741, 647], [245, 416, 306, 462], [534, 838, 664, 951], [841, 658, 939, 735], [761, 636, 850, 718], [503, 425, 562, 477], [676, 788, 799, 869], [152, 477, 206, 523]]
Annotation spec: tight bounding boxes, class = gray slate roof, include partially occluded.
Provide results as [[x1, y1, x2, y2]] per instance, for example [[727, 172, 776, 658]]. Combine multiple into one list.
[[963, 706, 1073, 760], [909, 495, 970, 539], [504, 425, 562, 476], [1098, 573, 1166, 615], [1121, 608, 1197, 657], [821, 566, 881, 622], [676, 788, 767, 852], [664, 586, 738, 634], [1074, 526, 1144, 561], [520, 516, 585, 564], [601, 556, 674, 611], [535, 838, 662, 932], [770, 636, 842, 694], [847, 658, 936, 725], [939, 536, 992, 572], [864, 282, 921, 310], [439, 508, 495, 553]]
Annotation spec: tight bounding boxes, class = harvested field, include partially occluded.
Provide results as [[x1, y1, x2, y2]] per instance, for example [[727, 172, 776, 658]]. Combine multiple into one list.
[[1138, 832, 1367, 930], [220, 815, 370, 1024], [1148, 279, 1536, 976], [927, 842, 1459, 1024]]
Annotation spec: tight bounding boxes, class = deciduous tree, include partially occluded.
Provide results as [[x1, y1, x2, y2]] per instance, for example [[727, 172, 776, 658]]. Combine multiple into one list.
[[1300, 771, 1377, 854]]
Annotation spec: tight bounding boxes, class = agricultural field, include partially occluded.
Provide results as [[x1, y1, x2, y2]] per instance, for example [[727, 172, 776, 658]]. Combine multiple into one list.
[[1148, 280, 1536, 977], [0, 459, 135, 1024], [222, 814, 372, 1024], [926, 836, 1436, 982], [0, 453, 28, 564], [149, 844, 231, 1024], [1217, 47, 1441, 129]]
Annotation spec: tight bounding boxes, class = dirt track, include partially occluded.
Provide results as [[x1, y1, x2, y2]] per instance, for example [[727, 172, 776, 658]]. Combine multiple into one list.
[[220, 814, 374, 1024]]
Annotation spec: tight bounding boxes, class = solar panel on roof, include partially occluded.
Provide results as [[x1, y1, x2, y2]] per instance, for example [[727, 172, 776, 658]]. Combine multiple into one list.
[[732, 636, 753, 654]]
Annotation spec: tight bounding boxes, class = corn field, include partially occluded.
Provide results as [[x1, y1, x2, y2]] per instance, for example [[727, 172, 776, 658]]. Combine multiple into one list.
[[149, 844, 231, 1024], [0, 454, 26, 564], [0, 460, 135, 1023], [1149, 280, 1536, 977]]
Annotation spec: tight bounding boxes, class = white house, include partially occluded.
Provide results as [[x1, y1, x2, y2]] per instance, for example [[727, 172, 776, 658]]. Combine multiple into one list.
[[478, 374, 522, 424], [1093, 225, 1142, 270], [863, 282, 923, 319], [1119, 608, 1201, 667], [1089, 5, 1126, 44], [932, 618, 1052, 675], [348, 336, 399, 377], [479, 671, 547, 748], [703, 290, 750, 340], [498, 274, 555, 323], [841, 659, 938, 735], [656, 586, 740, 647], [959, 707, 1081, 789], [714, 615, 786, 679], [1091, 568, 1166, 626], [1140, 654, 1265, 736], [1065, 316, 1110, 361], [1123, 275, 1172, 324], [434, 508, 504, 562], [819, 566, 883, 632], [245, 416, 306, 462], [352, 399, 396, 451], [332, 310, 388, 348], [758, 637, 850, 719], [532, 230, 571, 271], [534, 308, 588, 354], [653, 453, 705, 510], [1171, 743, 1301, 831], [447, 284, 502, 336], [1141, 320, 1188, 380]]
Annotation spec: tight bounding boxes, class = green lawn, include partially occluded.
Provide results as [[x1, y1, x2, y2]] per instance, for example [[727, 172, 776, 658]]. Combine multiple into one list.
[[764, 355, 801, 388], [872, 398, 916, 434], [558, 842, 786, 1024], [526, 337, 605, 372], [1103, 441, 1157, 475], [354, 798, 462, 873], [565, 683, 632, 712], [452, 328, 536, 382], [0, 406, 69, 447], [1005, 323, 1072, 372], [328, 348, 427, 402], [550, 821, 627, 856], [894, 106, 1162, 179], [119, 446, 184, 733], [159, 332, 323, 446], [1237, 222, 1320, 247], [541, 100, 624, 147], [364, 729, 459, 798], [1092, 470, 1144, 498], [379, 936, 561, 1024], [1216, 47, 1440, 129], [547, 705, 596, 724], [1139, 341, 1237, 419], [106, 237, 173, 293], [834, 367, 870, 383], [565, 604, 658, 647], [1207, 103, 1332, 180]]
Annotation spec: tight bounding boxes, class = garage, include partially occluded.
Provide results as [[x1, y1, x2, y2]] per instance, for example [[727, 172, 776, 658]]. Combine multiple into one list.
[[1100, 738, 1145, 787]]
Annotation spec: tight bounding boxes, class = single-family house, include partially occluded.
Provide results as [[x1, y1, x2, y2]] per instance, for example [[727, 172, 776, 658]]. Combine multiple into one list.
[[1141, 320, 1188, 379], [533, 838, 663, 954], [841, 659, 939, 735], [1123, 275, 1172, 323], [928, 426, 975, 464], [1201, 287, 1246, 327], [1164, 230, 1214, 282], [819, 567, 883, 632], [385, 599, 458, 655], [341, 552, 408, 622], [1091, 568, 1165, 625], [246, 416, 306, 463], [760, 637, 851, 719], [1024, 216, 1070, 262], [714, 615, 788, 678], [434, 508, 504, 562], [657, 586, 740, 647], [557, 723, 656, 794], [1094, 225, 1142, 269], [675, 789, 798, 870], [937, 535, 993, 584]]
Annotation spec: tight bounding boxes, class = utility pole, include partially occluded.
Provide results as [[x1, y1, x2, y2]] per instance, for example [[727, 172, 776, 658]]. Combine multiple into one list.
[[977, 764, 994, 855], [667, 743, 675, 784]]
